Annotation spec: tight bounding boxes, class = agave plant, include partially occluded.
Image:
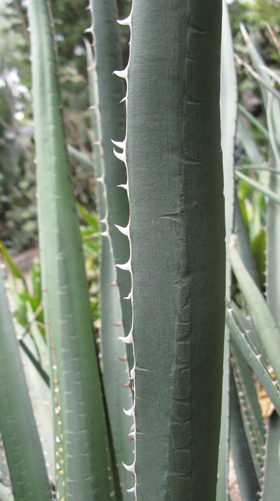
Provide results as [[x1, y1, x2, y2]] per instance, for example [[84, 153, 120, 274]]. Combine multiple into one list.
[[2, 0, 280, 500], [0, 0, 225, 500]]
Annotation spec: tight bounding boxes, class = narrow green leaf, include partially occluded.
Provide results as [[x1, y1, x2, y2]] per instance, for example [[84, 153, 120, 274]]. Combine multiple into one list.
[[85, 37, 134, 498], [67, 144, 93, 170], [237, 114, 264, 166], [230, 298, 267, 362], [76, 202, 99, 233], [236, 165, 280, 174], [217, 2, 237, 497], [217, 326, 230, 500], [16, 325, 55, 483], [227, 306, 280, 417], [236, 52, 280, 104], [235, 170, 280, 205], [238, 104, 270, 141], [221, 0, 237, 298], [89, 0, 132, 366], [240, 24, 271, 107], [30, 258, 41, 303], [266, 91, 280, 169], [231, 343, 265, 483], [262, 413, 280, 501], [234, 194, 261, 287], [265, 100, 280, 327], [19, 336, 50, 387], [27, 0, 114, 498], [230, 241, 280, 385], [230, 367, 260, 501], [0, 268, 52, 501], [0, 241, 27, 292]]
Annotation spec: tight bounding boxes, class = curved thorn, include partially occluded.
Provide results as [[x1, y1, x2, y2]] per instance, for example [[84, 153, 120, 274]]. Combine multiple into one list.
[[116, 259, 131, 272], [123, 403, 135, 417], [115, 223, 130, 237], [111, 139, 125, 150], [122, 461, 135, 474], [119, 330, 133, 344], [117, 13, 132, 26], [124, 291, 132, 300], [120, 95, 127, 103], [113, 148, 126, 163], [117, 183, 129, 191], [127, 486, 136, 494], [114, 67, 128, 80]]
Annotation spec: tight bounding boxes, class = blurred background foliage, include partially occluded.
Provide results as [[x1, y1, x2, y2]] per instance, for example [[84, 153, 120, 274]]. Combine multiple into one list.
[[0, 0, 277, 297], [228, 0, 280, 295], [0, 0, 129, 252]]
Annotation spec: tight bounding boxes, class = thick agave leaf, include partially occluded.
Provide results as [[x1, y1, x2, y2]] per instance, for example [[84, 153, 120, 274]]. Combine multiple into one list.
[[27, 0, 114, 499], [85, 37, 134, 497], [217, 2, 237, 498], [230, 367, 260, 501], [15, 322, 55, 483], [116, 1, 225, 498], [0, 267, 52, 501], [89, 0, 133, 374], [231, 342, 265, 483], [262, 412, 280, 501]]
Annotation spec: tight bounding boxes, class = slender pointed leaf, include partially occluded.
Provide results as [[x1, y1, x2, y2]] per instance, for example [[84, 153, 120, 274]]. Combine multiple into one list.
[[237, 114, 264, 167], [230, 367, 260, 501], [227, 306, 280, 416], [0, 241, 27, 292], [27, 1, 114, 498], [90, 0, 132, 368], [234, 194, 261, 287], [262, 412, 280, 501], [235, 170, 280, 204], [217, 2, 237, 497], [0, 268, 52, 501], [230, 242, 280, 385], [238, 104, 270, 142], [85, 37, 134, 498], [67, 144, 93, 170]]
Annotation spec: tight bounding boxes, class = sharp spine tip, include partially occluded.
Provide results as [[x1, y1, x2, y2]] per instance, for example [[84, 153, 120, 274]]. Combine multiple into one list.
[[111, 139, 125, 150], [115, 223, 130, 236], [117, 183, 129, 191], [116, 259, 131, 272], [126, 485, 136, 494], [122, 461, 135, 474], [117, 13, 132, 26], [119, 330, 133, 344], [123, 403, 135, 417], [113, 148, 126, 163], [114, 67, 128, 80]]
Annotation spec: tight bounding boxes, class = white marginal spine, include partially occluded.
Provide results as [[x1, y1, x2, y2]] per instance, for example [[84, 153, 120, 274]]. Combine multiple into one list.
[[113, 6, 137, 497]]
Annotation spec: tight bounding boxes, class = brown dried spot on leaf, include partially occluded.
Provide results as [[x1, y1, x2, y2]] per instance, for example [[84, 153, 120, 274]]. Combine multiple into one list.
[[257, 366, 276, 420]]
